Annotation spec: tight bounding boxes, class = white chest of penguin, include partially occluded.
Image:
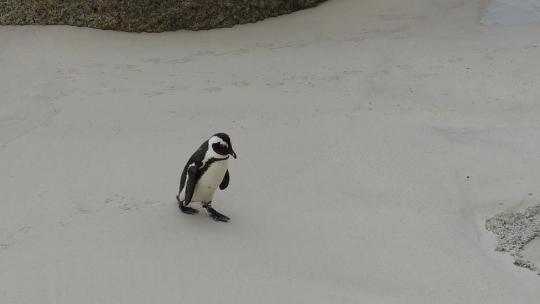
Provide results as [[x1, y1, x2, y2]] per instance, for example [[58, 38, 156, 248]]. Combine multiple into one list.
[[192, 158, 228, 202]]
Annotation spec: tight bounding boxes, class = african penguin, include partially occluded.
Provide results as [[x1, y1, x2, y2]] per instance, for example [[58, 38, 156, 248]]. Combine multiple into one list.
[[176, 133, 237, 222]]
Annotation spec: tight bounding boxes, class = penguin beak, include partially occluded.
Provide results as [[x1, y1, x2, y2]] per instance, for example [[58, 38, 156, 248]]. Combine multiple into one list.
[[230, 147, 237, 159]]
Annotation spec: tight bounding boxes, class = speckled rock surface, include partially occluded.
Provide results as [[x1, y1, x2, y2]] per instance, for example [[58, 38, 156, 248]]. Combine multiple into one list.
[[0, 0, 327, 32], [486, 205, 540, 274]]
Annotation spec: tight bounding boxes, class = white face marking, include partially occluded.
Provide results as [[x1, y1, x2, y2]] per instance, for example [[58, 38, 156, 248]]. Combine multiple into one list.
[[206, 136, 228, 160], [208, 136, 226, 148]]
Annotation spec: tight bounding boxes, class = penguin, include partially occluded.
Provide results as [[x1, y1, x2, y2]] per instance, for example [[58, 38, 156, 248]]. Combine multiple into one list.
[[176, 133, 237, 222]]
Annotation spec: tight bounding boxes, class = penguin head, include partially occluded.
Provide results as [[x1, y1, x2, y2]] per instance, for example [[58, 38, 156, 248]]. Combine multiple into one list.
[[209, 133, 237, 159]]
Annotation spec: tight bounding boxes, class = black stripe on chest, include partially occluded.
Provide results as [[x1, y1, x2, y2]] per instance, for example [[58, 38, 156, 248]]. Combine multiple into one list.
[[197, 157, 228, 179]]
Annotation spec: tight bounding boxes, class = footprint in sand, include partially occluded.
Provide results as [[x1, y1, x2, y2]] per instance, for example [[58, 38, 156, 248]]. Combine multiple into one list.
[[143, 58, 161, 64], [204, 87, 223, 93]]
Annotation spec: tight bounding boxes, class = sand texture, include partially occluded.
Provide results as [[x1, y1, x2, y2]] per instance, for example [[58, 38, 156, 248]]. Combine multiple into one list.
[[1, 0, 540, 303]]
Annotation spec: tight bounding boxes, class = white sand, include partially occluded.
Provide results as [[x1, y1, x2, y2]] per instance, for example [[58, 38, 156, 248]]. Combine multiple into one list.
[[1, 0, 540, 303]]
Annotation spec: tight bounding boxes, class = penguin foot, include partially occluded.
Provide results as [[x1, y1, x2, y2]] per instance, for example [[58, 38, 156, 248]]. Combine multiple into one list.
[[207, 208, 230, 222], [180, 205, 199, 215]]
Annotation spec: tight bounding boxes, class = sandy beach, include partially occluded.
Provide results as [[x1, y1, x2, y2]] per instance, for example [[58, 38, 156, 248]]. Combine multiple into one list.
[[1, 0, 539, 303]]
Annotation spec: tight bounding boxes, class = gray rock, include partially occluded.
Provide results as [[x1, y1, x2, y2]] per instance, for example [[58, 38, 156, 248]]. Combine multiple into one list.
[[486, 204, 540, 274], [0, 0, 328, 32]]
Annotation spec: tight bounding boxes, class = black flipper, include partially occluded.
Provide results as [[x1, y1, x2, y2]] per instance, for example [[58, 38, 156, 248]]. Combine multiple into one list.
[[184, 164, 198, 205], [219, 170, 230, 190]]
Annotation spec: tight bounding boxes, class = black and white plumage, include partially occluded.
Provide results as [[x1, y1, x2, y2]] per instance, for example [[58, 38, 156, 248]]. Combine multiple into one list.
[[176, 133, 237, 222]]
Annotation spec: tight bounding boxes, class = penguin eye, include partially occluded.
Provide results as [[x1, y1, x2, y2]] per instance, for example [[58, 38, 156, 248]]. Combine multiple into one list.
[[220, 142, 229, 149]]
